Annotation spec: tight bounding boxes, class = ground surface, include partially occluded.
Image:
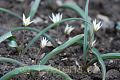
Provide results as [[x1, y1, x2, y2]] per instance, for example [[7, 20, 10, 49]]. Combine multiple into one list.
[[0, 0, 120, 80]]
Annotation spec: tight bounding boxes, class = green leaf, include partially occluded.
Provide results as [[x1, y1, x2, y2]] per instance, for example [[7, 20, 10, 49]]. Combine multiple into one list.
[[92, 48, 106, 80], [8, 36, 18, 48], [0, 32, 13, 43], [11, 27, 40, 32], [8, 40, 18, 48], [101, 53, 120, 59], [0, 57, 25, 66], [83, 0, 90, 63], [40, 34, 84, 65], [0, 65, 72, 80], [88, 53, 120, 65], [0, 8, 22, 19], [29, 0, 41, 19]]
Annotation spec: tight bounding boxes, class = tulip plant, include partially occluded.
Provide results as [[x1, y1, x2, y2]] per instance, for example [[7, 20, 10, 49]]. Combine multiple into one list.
[[0, 0, 120, 80]]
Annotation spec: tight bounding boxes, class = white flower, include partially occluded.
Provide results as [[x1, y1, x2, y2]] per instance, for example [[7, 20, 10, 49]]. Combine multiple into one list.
[[91, 40, 96, 47], [49, 13, 62, 23], [23, 13, 33, 26], [64, 24, 75, 35], [93, 19, 102, 31], [41, 37, 48, 48]]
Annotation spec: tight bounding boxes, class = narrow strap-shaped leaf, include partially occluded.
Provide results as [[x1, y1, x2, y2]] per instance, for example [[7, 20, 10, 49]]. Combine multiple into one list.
[[92, 48, 106, 80], [0, 31, 12, 43], [101, 53, 120, 59], [83, 0, 89, 64], [40, 34, 84, 65], [0, 57, 25, 66], [11, 27, 40, 32], [29, 0, 41, 19], [0, 8, 22, 19], [88, 53, 120, 65], [0, 65, 72, 80]]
